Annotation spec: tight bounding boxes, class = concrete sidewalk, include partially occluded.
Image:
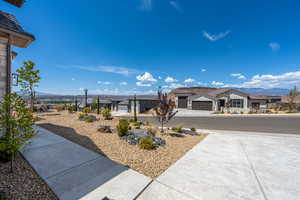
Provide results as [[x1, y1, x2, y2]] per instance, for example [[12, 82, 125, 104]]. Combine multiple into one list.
[[21, 126, 151, 200], [138, 132, 300, 200]]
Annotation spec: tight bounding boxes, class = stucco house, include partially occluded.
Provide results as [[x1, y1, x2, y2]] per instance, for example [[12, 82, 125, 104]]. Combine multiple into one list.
[[129, 96, 159, 114], [0, 1, 35, 100], [170, 87, 281, 112]]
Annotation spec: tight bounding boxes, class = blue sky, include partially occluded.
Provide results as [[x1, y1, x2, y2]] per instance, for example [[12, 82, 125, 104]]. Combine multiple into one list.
[[3, 0, 300, 95]]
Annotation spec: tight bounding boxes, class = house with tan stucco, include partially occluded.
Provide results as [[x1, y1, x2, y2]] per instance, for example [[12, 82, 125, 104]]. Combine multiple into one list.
[[169, 87, 281, 113]]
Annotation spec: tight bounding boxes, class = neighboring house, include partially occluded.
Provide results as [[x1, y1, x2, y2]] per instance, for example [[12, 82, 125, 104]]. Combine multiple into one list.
[[281, 94, 300, 104], [0, 4, 35, 100], [129, 96, 159, 114], [170, 87, 281, 112]]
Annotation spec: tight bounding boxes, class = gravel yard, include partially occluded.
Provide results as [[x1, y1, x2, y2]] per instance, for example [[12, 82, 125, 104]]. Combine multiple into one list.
[[36, 111, 207, 178], [0, 153, 58, 200]]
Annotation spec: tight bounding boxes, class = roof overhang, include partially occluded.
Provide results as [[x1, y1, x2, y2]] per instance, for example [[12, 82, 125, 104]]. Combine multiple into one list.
[[3, 0, 25, 8], [0, 27, 35, 47]]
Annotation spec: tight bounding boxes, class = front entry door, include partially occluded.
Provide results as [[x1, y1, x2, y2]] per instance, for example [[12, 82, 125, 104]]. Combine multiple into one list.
[[178, 96, 188, 108]]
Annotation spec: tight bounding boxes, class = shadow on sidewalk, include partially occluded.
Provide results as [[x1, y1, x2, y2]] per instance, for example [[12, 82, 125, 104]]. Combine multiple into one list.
[[37, 123, 106, 157]]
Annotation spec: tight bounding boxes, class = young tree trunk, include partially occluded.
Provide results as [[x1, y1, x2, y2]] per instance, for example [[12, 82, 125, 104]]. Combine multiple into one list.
[[161, 118, 164, 133], [97, 96, 100, 115], [30, 86, 34, 112]]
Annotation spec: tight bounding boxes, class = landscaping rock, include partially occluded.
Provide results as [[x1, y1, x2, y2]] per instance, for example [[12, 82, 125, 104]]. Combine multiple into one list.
[[121, 129, 166, 147], [97, 126, 112, 133], [153, 137, 166, 147], [131, 129, 149, 138], [182, 129, 199, 136], [79, 115, 97, 122]]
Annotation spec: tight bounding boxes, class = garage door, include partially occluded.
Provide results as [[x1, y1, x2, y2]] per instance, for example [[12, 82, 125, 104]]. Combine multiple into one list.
[[178, 96, 188, 108], [192, 101, 213, 111]]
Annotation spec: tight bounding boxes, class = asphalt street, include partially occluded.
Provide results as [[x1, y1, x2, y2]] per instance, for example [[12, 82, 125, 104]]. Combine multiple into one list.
[[130, 115, 300, 134]]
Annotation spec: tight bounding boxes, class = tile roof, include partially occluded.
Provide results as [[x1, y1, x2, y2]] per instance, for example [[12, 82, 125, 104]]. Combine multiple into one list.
[[170, 87, 217, 95], [207, 88, 231, 97], [249, 94, 282, 100], [0, 11, 35, 39]]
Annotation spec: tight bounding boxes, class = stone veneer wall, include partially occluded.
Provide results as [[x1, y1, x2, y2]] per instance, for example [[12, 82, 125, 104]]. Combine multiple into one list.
[[0, 36, 8, 101]]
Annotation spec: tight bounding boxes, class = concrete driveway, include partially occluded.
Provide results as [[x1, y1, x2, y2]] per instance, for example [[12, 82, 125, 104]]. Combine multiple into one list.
[[138, 132, 300, 200]]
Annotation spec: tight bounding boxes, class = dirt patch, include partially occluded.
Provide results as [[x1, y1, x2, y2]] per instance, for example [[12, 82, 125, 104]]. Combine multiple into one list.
[[0, 153, 57, 200], [36, 111, 207, 178]]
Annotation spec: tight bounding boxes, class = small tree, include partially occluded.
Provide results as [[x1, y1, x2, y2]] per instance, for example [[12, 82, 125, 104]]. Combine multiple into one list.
[[0, 93, 36, 172], [288, 86, 298, 112], [97, 96, 100, 115], [17, 61, 40, 112], [154, 90, 178, 133]]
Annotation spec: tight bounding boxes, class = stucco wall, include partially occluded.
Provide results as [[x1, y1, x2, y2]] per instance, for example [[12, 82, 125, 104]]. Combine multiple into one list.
[[0, 36, 8, 101]]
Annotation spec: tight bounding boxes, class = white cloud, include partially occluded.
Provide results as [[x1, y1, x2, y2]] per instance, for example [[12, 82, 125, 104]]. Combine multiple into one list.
[[202, 30, 231, 42], [165, 76, 177, 83], [140, 0, 152, 11], [269, 42, 280, 52], [158, 76, 162, 80], [169, 83, 184, 88], [169, 1, 183, 13], [136, 72, 157, 82], [120, 81, 128, 86], [97, 81, 112, 85], [79, 65, 138, 76], [223, 71, 300, 89], [136, 81, 152, 87], [212, 81, 224, 86], [201, 69, 207, 72], [197, 81, 208, 86], [231, 73, 246, 80], [184, 78, 195, 83]]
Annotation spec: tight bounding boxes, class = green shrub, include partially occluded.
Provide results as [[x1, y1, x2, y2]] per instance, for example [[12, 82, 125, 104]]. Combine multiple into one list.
[[117, 119, 129, 137], [148, 127, 157, 137], [102, 108, 112, 120], [84, 117, 94, 123], [54, 104, 65, 112], [68, 105, 76, 113], [131, 121, 141, 126], [129, 119, 135, 123], [82, 107, 91, 114], [190, 128, 196, 132], [139, 138, 155, 150], [172, 126, 183, 133], [78, 113, 87, 120]]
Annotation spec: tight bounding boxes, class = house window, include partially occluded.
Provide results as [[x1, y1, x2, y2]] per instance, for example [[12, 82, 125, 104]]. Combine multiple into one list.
[[231, 99, 244, 108]]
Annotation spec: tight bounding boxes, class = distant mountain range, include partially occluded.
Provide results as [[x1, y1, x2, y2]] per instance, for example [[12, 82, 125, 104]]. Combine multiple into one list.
[[14, 87, 290, 97], [231, 88, 290, 95]]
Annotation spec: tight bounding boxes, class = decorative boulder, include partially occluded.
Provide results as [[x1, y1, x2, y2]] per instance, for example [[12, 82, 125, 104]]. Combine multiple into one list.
[[97, 125, 112, 133], [182, 129, 199, 136], [80, 115, 97, 122], [121, 129, 166, 147]]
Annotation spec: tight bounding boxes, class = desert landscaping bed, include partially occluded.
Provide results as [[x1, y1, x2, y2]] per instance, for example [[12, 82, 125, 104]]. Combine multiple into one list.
[[0, 153, 58, 200], [36, 111, 207, 178]]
